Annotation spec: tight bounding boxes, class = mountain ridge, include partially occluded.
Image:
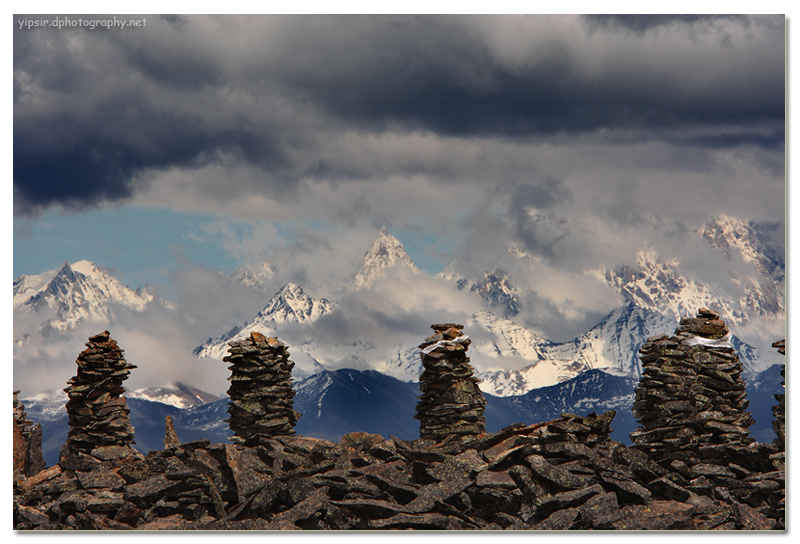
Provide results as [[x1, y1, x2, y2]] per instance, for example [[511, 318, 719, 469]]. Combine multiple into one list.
[[353, 228, 418, 289], [14, 260, 157, 335]]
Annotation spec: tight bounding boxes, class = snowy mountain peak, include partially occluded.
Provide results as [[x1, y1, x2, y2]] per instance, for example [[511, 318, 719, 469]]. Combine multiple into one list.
[[256, 283, 334, 324], [231, 262, 276, 291], [194, 283, 334, 361], [593, 249, 739, 324], [14, 260, 155, 332], [470, 268, 521, 317], [128, 382, 221, 409], [353, 229, 418, 288], [439, 266, 521, 317], [700, 215, 785, 282]]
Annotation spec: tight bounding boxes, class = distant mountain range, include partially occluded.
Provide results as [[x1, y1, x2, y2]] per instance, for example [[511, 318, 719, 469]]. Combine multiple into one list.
[[14, 215, 785, 467]]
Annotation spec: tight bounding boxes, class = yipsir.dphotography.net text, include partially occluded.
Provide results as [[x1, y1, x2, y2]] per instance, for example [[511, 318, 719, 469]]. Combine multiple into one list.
[[17, 15, 148, 31]]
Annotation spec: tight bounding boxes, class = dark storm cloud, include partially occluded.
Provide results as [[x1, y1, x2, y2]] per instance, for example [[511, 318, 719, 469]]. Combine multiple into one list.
[[582, 14, 749, 34], [13, 15, 785, 213], [14, 108, 285, 212], [273, 15, 783, 138]]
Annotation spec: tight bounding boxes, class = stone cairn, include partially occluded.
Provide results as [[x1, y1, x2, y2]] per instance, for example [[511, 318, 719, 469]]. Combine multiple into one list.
[[224, 331, 301, 445], [60, 331, 138, 461], [415, 323, 486, 441], [631, 309, 754, 471], [13, 390, 45, 479], [771, 340, 785, 449]]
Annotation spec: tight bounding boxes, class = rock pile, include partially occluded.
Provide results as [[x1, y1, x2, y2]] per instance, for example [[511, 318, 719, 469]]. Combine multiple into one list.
[[224, 332, 301, 444], [10, 310, 787, 531], [631, 309, 754, 470], [771, 339, 785, 448], [60, 331, 138, 462], [13, 391, 45, 480], [13, 411, 781, 530], [415, 324, 486, 441]]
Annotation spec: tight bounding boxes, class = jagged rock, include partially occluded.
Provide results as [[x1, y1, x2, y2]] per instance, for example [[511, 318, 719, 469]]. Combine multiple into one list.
[[165, 415, 181, 449], [13, 390, 46, 478], [368, 512, 465, 530], [12, 411, 787, 531], [534, 507, 580, 530], [612, 501, 696, 530]]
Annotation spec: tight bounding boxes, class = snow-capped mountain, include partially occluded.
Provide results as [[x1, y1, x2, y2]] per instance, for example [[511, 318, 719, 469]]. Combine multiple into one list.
[[593, 217, 784, 327], [369, 304, 708, 397], [13, 260, 158, 336], [475, 302, 765, 397], [441, 266, 522, 317], [700, 215, 785, 318], [469, 269, 522, 317], [593, 249, 740, 324], [193, 282, 334, 361], [700, 215, 785, 283], [229, 262, 276, 291], [128, 382, 222, 409], [353, 228, 418, 289], [468, 310, 552, 362], [473, 304, 675, 396], [255, 283, 334, 323]]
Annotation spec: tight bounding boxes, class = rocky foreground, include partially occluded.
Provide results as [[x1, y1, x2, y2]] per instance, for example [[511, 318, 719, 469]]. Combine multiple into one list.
[[13, 315, 786, 531], [13, 409, 783, 530]]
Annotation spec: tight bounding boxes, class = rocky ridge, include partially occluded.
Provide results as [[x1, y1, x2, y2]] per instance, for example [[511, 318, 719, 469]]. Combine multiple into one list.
[[13, 390, 46, 479], [13, 411, 783, 530], [13, 318, 786, 531]]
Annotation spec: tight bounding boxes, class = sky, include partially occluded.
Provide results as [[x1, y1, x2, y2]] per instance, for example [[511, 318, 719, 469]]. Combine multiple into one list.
[[4, 7, 795, 538], [8, 10, 791, 396]]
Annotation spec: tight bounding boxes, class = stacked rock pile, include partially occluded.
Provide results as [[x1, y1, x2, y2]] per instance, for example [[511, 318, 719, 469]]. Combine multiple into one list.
[[224, 332, 301, 444], [761, 338, 786, 522], [13, 412, 781, 530], [631, 309, 754, 471], [13, 390, 45, 479], [415, 324, 486, 441], [771, 340, 785, 448], [61, 331, 138, 461]]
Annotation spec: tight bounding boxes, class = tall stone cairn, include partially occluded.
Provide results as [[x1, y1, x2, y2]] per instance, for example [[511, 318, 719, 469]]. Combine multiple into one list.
[[224, 331, 301, 444], [631, 309, 754, 469], [13, 390, 45, 478], [415, 323, 486, 441], [771, 339, 785, 449], [61, 331, 137, 460]]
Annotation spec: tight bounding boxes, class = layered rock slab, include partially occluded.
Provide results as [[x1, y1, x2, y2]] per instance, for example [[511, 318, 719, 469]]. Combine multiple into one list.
[[415, 324, 487, 440], [13, 411, 782, 530]]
